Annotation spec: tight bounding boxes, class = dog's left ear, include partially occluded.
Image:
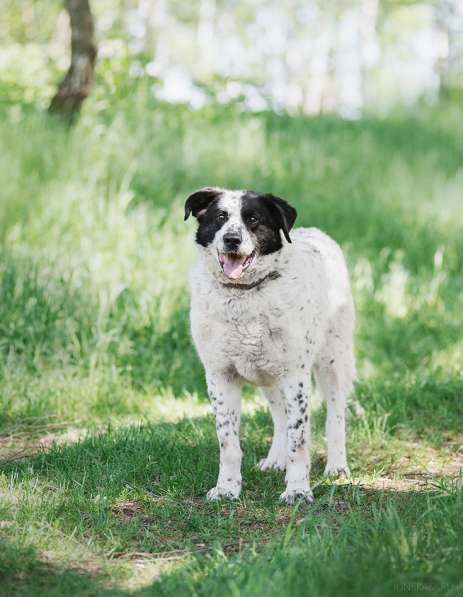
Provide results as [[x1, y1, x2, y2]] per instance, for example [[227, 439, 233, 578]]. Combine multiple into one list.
[[264, 194, 298, 243], [184, 187, 222, 221]]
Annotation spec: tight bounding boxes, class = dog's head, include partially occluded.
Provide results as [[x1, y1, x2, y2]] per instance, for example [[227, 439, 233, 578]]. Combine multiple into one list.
[[184, 187, 297, 281]]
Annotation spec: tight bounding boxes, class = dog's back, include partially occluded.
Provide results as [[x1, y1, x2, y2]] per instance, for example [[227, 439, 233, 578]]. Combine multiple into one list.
[[292, 227, 354, 319]]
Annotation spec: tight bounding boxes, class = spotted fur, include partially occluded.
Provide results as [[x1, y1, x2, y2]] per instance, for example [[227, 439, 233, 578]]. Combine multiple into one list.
[[185, 188, 356, 503]]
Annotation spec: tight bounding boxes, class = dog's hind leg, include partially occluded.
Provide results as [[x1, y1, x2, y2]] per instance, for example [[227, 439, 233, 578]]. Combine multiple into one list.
[[315, 324, 355, 478], [258, 386, 287, 471]]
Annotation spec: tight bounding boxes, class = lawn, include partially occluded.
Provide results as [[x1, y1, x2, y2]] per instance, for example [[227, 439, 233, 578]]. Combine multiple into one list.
[[0, 90, 462, 596]]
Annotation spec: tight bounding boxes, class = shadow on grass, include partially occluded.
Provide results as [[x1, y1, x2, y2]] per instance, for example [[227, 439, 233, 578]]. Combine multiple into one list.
[[2, 399, 462, 595], [2, 404, 458, 558], [0, 537, 125, 597], [1, 482, 454, 597]]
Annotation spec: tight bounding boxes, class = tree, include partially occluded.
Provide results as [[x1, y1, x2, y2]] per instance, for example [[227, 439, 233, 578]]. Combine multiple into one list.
[[49, 0, 97, 116], [436, 0, 463, 99]]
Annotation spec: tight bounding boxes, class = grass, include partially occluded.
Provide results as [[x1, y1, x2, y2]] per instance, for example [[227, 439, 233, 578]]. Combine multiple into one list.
[[0, 86, 462, 595]]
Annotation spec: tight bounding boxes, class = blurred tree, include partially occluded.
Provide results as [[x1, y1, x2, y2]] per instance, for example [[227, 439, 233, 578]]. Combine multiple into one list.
[[436, 0, 463, 98], [49, 0, 97, 116]]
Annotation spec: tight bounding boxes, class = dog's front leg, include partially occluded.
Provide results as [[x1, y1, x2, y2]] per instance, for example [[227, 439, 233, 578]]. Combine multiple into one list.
[[206, 371, 242, 500], [279, 376, 313, 504]]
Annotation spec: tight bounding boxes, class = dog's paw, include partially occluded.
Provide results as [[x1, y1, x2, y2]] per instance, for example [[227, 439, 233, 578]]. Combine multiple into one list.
[[324, 463, 351, 479], [258, 456, 286, 472], [206, 486, 240, 501], [279, 488, 314, 505]]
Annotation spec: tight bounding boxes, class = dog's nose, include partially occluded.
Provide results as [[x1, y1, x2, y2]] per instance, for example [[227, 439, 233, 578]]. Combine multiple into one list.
[[223, 231, 242, 251]]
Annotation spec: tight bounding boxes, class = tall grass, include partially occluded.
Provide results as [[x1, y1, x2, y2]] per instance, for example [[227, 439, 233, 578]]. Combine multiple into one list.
[[1, 93, 462, 425]]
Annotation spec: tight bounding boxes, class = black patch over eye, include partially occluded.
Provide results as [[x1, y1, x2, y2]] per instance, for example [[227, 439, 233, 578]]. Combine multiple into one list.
[[241, 190, 297, 255], [195, 205, 228, 247]]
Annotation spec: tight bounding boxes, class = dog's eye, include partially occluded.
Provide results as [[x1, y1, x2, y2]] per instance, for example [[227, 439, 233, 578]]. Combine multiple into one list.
[[217, 212, 227, 223], [248, 216, 258, 226]]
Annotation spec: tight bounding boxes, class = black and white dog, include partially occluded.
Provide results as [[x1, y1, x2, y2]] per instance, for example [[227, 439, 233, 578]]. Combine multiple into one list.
[[185, 187, 356, 504]]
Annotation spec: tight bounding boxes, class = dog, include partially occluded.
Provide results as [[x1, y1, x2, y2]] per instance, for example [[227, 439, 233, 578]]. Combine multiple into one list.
[[185, 187, 356, 504]]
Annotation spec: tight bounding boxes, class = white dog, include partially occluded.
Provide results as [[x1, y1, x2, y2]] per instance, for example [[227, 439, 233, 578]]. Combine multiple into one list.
[[185, 187, 356, 504]]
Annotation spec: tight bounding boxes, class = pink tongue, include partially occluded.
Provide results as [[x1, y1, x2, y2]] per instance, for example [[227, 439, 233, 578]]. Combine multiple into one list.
[[222, 255, 246, 279]]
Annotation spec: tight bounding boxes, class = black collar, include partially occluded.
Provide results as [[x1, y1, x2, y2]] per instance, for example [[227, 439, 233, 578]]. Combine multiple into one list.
[[220, 270, 281, 291]]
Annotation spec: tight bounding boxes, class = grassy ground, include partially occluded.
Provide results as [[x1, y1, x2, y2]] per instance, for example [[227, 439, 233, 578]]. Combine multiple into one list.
[[0, 89, 462, 596]]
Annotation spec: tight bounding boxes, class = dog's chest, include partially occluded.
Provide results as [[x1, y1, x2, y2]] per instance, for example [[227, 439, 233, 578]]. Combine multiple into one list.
[[192, 287, 297, 384]]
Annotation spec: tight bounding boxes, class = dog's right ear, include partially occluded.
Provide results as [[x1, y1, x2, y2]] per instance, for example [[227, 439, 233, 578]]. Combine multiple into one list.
[[184, 187, 222, 221]]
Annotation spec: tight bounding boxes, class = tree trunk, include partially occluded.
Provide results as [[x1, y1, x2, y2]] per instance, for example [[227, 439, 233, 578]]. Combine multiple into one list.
[[436, 0, 463, 100], [49, 0, 97, 116]]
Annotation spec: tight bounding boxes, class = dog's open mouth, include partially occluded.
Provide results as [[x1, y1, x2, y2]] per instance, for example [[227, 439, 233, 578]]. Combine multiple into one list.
[[218, 250, 256, 279]]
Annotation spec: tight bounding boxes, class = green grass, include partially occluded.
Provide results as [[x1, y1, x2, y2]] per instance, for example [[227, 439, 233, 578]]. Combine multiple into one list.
[[0, 88, 462, 595]]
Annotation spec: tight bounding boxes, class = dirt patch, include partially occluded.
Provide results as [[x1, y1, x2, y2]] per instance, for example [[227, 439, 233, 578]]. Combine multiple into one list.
[[111, 500, 156, 525], [111, 500, 143, 520]]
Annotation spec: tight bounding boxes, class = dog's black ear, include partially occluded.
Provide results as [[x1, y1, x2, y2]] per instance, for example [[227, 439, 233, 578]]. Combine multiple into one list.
[[264, 194, 297, 243], [184, 187, 222, 221]]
